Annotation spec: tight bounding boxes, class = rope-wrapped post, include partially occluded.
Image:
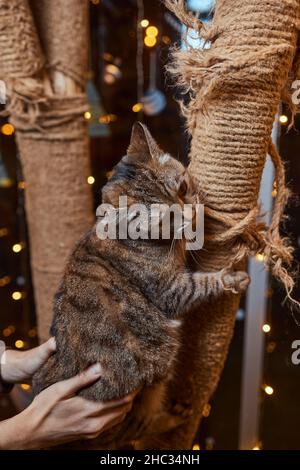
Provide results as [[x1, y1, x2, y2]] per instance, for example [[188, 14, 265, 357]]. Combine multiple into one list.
[[0, 0, 93, 341], [138, 0, 300, 450]]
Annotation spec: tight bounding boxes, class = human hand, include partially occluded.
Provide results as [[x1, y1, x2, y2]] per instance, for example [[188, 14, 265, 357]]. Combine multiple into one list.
[[0, 338, 56, 384], [0, 363, 137, 449]]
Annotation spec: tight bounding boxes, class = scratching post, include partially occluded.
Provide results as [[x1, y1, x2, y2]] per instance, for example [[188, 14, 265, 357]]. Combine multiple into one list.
[[137, 0, 299, 449], [0, 0, 93, 341]]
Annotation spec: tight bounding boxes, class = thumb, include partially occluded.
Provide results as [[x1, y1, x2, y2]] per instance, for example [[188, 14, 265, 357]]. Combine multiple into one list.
[[35, 337, 56, 363], [50, 363, 102, 399]]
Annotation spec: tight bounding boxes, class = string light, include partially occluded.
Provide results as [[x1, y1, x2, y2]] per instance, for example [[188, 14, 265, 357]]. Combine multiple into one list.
[[278, 115, 288, 124], [132, 103, 143, 113], [103, 52, 114, 62], [140, 19, 149, 28], [205, 437, 215, 450], [104, 64, 122, 84], [1, 123, 14, 136], [144, 36, 157, 47], [99, 114, 117, 124], [18, 181, 26, 190], [162, 35, 171, 44], [266, 341, 276, 353], [146, 26, 159, 37], [262, 323, 271, 333], [84, 111, 92, 120], [0, 178, 13, 188], [192, 444, 200, 450], [15, 339, 25, 349], [28, 328, 37, 338], [202, 403, 211, 418], [252, 445, 260, 450], [90, 0, 100, 4], [21, 383, 31, 390], [87, 176, 95, 185], [0, 227, 9, 237], [0, 276, 11, 287], [12, 243, 23, 253], [256, 253, 265, 262], [264, 385, 274, 396], [12, 291, 22, 301], [2, 325, 15, 337]]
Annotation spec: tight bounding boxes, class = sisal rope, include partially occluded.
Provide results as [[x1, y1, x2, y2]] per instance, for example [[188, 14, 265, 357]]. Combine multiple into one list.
[[0, 0, 93, 341], [137, 0, 300, 450]]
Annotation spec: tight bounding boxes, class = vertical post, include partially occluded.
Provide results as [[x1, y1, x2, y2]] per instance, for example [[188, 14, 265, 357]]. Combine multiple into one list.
[[239, 121, 279, 449]]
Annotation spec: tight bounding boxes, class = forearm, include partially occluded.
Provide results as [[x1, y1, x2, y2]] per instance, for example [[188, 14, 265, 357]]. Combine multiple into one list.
[[0, 412, 32, 450]]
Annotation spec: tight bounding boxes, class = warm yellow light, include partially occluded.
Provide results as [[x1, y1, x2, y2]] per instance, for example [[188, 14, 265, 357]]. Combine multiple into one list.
[[18, 181, 26, 190], [1, 123, 14, 136], [266, 341, 276, 353], [252, 445, 260, 450], [162, 35, 171, 45], [0, 276, 11, 287], [3, 328, 12, 337], [202, 403, 211, 418], [87, 176, 95, 185], [192, 444, 200, 450], [15, 340, 25, 349], [132, 103, 143, 113], [264, 385, 274, 395], [256, 253, 265, 262], [99, 114, 117, 124], [12, 291, 22, 301], [105, 64, 120, 75], [144, 36, 157, 47], [0, 178, 13, 188], [3, 325, 15, 337], [12, 243, 22, 253], [141, 19, 149, 28], [262, 323, 271, 333], [28, 328, 37, 338], [0, 228, 9, 237], [21, 383, 31, 390], [90, 0, 100, 4], [279, 114, 288, 124], [84, 111, 92, 120], [146, 26, 159, 37]]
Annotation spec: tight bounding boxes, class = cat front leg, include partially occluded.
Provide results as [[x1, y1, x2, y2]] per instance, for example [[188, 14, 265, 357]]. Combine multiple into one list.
[[158, 269, 250, 316], [187, 269, 250, 308]]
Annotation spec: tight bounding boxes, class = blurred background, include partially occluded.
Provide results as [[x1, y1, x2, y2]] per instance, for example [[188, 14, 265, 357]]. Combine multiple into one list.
[[0, 0, 299, 450]]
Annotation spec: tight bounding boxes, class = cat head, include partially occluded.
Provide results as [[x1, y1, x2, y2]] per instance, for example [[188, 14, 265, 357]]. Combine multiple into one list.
[[102, 122, 197, 208], [101, 122, 201, 247]]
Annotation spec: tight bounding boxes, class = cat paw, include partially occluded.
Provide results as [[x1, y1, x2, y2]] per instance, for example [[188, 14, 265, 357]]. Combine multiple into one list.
[[220, 269, 250, 294]]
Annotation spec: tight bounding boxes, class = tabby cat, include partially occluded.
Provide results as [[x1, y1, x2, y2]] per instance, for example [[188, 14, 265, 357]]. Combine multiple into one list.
[[33, 122, 249, 447]]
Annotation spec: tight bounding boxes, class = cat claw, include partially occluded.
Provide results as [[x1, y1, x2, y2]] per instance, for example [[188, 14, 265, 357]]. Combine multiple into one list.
[[221, 269, 250, 294]]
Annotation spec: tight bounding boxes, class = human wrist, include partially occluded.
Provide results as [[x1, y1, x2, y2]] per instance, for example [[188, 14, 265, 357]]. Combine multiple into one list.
[[0, 409, 34, 450]]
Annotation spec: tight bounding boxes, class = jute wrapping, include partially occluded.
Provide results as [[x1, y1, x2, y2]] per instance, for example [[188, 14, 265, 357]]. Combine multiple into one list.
[[137, 0, 300, 449], [0, 0, 93, 341]]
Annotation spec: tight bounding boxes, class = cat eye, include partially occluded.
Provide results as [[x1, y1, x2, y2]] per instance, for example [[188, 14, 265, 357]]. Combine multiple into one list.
[[178, 180, 188, 198]]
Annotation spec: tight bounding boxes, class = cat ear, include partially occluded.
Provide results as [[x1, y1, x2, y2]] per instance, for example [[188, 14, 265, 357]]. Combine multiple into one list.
[[127, 122, 161, 163]]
